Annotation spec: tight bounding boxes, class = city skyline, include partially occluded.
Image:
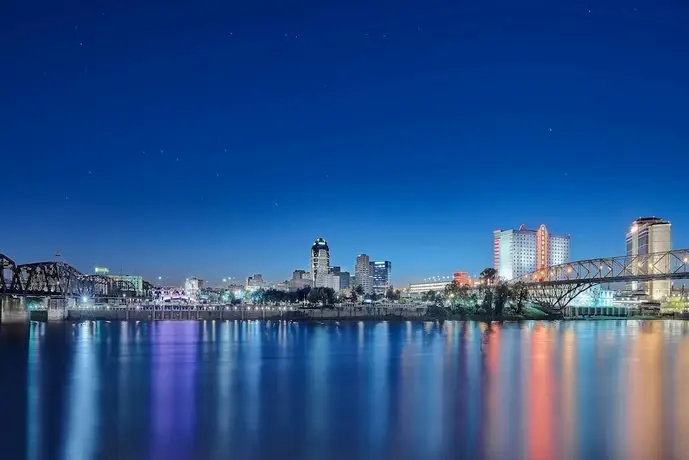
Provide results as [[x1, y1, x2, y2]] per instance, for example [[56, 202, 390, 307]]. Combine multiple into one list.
[[1, 0, 687, 284], [1, 215, 685, 288]]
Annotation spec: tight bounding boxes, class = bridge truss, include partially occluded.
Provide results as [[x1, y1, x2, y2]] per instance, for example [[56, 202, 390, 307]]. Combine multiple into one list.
[[516, 249, 689, 313], [1, 255, 147, 299]]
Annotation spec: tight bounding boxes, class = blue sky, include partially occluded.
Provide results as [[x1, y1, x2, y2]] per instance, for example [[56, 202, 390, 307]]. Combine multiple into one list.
[[0, 0, 687, 285]]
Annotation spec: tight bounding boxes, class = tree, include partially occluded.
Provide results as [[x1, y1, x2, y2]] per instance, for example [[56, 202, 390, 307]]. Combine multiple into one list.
[[477, 268, 497, 317], [385, 287, 400, 301], [479, 268, 497, 284], [511, 282, 528, 315], [251, 288, 265, 304], [354, 285, 365, 296], [307, 287, 336, 307], [444, 281, 470, 311], [493, 282, 511, 317], [422, 290, 441, 305], [349, 289, 359, 303]]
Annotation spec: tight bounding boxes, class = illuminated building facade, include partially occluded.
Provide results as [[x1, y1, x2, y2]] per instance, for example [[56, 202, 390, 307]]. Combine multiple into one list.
[[184, 277, 204, 299], [453, 271, 471, 286], [108, 274, 144, 295], [494, 224, 570, 280], [408, 280, 450, 295], [310, 237, 330, 287], [626, 217, 671, 300], [371, 261, 392, 294]]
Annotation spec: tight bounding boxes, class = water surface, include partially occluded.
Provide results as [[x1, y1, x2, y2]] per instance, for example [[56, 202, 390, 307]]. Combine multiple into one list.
[[2, 320, 689, 460]]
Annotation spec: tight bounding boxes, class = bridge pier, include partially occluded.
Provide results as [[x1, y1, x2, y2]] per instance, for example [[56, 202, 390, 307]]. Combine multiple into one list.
[[43, 297, 72, 321], [0, 296, 29, 323]]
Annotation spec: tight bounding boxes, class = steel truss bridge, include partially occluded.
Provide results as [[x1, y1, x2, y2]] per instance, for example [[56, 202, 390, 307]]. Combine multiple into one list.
[[515, 249, 689, 313], [0, 253, 152, 299]]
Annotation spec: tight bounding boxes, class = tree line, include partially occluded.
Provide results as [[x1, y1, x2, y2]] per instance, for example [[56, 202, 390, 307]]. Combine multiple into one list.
[[423, 268, 529, 319]]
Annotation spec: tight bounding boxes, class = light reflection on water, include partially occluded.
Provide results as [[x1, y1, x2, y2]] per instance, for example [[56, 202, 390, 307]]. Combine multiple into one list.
[[3, 320, 689, 459]]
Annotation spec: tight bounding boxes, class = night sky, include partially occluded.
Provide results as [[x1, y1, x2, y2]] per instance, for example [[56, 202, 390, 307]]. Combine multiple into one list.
[[1, 0, 687, 285]]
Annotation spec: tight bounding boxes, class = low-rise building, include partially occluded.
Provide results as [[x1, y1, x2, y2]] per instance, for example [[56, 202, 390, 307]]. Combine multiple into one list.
[[408, 280, 451, 295]]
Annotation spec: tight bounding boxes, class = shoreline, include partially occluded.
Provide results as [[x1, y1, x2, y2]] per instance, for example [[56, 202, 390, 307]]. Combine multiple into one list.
[[17, 313, 670, 324]]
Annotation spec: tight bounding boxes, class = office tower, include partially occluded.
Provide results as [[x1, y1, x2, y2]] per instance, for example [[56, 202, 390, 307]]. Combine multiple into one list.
[[626, 217, 671, 300], [355, 254, 373, 295], [310, 237, 330, 287], [371, 260, 392, 294]]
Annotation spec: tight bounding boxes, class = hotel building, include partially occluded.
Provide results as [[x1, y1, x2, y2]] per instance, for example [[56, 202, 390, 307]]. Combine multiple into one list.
[[493, 224, 570, 280]]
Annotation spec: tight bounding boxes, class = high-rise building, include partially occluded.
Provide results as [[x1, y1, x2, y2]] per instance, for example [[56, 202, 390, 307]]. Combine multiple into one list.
[[355, 254, 373, 295], [493, 224, 570, 280], [371, 261, 392, 294], [310, 238, 330, 287], [626, 217, 671, 300]]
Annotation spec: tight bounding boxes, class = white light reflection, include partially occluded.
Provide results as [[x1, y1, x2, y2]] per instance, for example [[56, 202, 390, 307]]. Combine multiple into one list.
[[118, 322, 130, 443], [62, 322, 99, 460], [308, 325, 329, 459], [243, 321, 261, 441], [368, 322, 390, 454], [27, 322, 44, 460], [213, 321, 234, 457]]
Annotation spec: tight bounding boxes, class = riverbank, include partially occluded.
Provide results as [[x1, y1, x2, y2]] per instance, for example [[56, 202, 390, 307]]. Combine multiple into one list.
[[14, 306, 669, 324]]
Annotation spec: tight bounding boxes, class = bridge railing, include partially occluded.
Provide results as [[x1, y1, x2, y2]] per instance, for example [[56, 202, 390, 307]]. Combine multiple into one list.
[[517, 249, 689, 285]]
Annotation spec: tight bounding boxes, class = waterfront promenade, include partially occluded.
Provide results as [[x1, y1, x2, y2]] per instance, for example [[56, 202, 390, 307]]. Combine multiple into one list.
[[34, 302, 429, 322]]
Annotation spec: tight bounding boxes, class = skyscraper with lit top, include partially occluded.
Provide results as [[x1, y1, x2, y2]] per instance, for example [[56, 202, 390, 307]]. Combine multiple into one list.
[[310, 237, 330, 288]]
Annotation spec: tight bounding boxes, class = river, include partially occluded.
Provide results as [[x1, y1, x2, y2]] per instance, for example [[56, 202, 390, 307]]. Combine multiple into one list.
[[1, 320, 689, 460]]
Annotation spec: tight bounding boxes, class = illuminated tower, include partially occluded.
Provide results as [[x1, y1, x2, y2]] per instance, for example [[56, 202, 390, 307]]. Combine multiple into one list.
[[625, 217, 671, 300], [310, 238, 330, 288]]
